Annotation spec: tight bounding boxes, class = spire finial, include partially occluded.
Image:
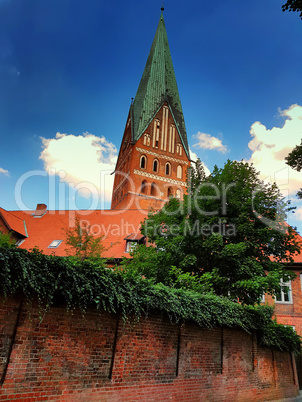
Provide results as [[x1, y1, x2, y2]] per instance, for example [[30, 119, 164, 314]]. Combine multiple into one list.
[[161, 1, 164, 12]]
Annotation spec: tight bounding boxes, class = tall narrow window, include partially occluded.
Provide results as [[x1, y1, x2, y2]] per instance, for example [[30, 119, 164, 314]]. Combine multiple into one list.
[[144, 134, 151, 146], [176, 144, 183, 156], [165, 162, 171, 176], [153, 120, 160, 148], [167, 187, 173, 198], [140, 155, 147, 169], [153, 159, 158, 173], [151, 182, 158, 196], [175, 189, 181, 199], [177, 165, 182, 179], [141, 180, 147, 194]]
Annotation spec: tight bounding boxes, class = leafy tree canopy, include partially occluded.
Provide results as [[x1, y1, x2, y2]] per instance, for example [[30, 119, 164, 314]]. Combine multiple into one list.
[[65, 218, 106, 260], [285, 140, 302, 198], [282, 0, 302, 19], [125, 160, 301, 305], [0, 231, 15, 248]]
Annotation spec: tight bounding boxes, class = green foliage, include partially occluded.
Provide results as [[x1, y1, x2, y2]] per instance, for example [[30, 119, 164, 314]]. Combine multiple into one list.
[[282, 0, 302, 19], [65, 218, 106, 260], [285, 140, 302, 199], [0, 231, 16, 248], [134, 160, 301, 305], [0, 244, 300, 353]]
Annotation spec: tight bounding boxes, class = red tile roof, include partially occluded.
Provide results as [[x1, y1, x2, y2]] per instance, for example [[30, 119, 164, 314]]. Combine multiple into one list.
[[2, 206, 302, 264], [0, 208, 28, 238], [7, 208, 149, 259]]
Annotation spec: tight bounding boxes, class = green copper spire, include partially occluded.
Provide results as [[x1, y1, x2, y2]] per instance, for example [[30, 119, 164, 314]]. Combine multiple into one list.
[[131, 12, 189, 156]]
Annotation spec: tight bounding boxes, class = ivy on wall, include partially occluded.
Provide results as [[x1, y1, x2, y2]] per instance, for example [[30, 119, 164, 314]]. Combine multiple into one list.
[[0, 245, 301, 354]]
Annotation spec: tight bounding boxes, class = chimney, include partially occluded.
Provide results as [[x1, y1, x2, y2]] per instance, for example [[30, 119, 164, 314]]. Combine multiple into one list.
[[33, 204, 47, 218]]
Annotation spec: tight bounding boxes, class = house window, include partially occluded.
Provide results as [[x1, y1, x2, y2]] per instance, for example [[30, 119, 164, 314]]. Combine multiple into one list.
[[126, 241, 138, 253], [275, 280, 292, 304], [177, 165, 182, 179], [48, 240, 62, 249], [175, 189, 181, 199], [140, 155, 147, 169], [153, 159, 158, 173], [165, 162, 171, 175], [167, 187, 173, 198], [16, 239, 25, 246]]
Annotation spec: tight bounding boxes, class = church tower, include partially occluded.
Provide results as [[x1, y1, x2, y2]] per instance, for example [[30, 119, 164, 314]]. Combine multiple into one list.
[[111, 9, 190, 210]]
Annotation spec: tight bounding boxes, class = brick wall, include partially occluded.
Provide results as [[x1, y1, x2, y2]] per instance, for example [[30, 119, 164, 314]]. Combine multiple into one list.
[[0, 296, 299, 401]]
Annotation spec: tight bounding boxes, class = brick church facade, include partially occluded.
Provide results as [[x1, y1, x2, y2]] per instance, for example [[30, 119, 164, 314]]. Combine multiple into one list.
[[111, 12, 190, 211]]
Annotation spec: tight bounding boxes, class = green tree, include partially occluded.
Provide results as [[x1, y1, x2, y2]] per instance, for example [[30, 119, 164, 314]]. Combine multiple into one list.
[[127, 160, 301, 305], [282, 0, 302, 19], [285, 140, 302, 198], [0, 231, 15, 248], [65, 218, 105, 261]]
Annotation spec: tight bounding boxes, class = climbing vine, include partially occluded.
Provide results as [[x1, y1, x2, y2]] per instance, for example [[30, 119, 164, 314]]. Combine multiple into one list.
[[0, 244, 301, 353]]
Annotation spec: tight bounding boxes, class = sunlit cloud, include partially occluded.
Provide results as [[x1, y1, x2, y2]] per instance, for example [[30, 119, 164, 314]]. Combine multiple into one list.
[[192, 132, 229, 153], [40, 132, 118, 202], [246, 104, 302, 199], [295, 207, 302, 221], [0, 167, 9, 176], [245, 103, 302, 233], [189, 147, 210, 176]]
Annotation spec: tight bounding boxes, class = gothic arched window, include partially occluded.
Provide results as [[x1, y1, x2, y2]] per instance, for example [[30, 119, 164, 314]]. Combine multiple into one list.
[[165, 162, 171, 176], [151, 182, 158, 196], [153, 159, 159, 173], [141, 180, 147, 194], [177, 165, 182, 179], [140, 155, 147, 169]]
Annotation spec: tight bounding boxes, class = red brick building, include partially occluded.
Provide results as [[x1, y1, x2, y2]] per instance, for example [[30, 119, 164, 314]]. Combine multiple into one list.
[[1, 10, 302, 388], [111, 11, 190, 211]]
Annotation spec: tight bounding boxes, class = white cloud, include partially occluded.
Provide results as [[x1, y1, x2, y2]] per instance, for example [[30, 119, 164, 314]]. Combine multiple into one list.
[[295, 207, 302, 221], [189, 147, 211, 176], [40, 132, 118, 202], [246, 104, 302, 197], [0, 167, 9, 176], [192, 132, 229, 153], [189, 148, 198, 162]]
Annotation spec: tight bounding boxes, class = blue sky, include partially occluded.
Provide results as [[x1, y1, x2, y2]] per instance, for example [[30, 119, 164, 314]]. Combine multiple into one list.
[[0, 0, 302, 232]]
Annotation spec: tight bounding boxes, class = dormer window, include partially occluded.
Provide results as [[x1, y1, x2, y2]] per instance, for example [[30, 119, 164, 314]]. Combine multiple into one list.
[[48, 240, 62, 249], [124, 233, 145, 253], [16, 239, 25, 246], [126, 241, 138, 253]]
